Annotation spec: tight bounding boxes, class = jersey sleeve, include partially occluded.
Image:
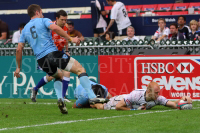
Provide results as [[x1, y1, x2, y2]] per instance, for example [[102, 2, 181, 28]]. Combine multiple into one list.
[[123, 91, 135, 107], [110, 6, 118, 20], [43, 18, 54, 28], [154, 31, 159, 38], [99, 1, 105, 11], [163, 28, 170, 36], [19, 29, 25, 43], [156, 96, 168, 106]]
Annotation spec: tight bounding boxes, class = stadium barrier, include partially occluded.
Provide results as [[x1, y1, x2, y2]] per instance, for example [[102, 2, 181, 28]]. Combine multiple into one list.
[[0, 39, 199, 56]]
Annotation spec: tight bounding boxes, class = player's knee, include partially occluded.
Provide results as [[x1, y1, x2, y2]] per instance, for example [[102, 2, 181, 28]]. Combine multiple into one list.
[[76, 67, 86, 75]]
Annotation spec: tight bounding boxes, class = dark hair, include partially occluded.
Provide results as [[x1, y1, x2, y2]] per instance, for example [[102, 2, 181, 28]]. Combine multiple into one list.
[[170, 23, 178, 29], [27, 4, 41, 18], [107, 0, 116, 1], [92, 85, 105, 98], [56, 10, 68, 18], [67, 20, 74, 26], [178, 15, 186, 21], [106, 31, 115, 39], [19, 23, 26, 28]]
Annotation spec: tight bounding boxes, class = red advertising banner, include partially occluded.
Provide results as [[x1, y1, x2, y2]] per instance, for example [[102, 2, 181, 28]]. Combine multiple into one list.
[[99, 55, 200, 100]]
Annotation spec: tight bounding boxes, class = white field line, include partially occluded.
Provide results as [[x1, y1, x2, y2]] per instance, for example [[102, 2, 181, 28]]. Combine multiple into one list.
[[0, 107, 199, 131], [0, 102, 57, 105]]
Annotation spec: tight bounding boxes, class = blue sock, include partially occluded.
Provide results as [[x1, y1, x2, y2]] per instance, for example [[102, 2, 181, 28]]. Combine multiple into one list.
[[62, 77, 70, 98], [79, 74, 96, 99], [34, 76, 48, 91], [54, 80, 64, 101]]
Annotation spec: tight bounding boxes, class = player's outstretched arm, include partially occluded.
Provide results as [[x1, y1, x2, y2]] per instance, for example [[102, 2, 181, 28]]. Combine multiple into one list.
[[14, 43, 24, 78], [104, 19, 115, 34], [116, 99, 131, 110], [165, 101, 177, 109], [166, 96, 192, 109], [49, 24, 80, 45]]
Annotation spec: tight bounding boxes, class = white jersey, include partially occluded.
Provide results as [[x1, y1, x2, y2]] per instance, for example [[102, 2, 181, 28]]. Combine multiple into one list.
[[111, 2, 131, 30], [123, 36, 139, 41], [12, 30, 21, 43], [153, 27, 170, 40], [104, 89, 169, 110]]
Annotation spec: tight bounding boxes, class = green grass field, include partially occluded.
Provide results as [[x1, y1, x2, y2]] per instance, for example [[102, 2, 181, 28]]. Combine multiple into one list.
[[0, 99, 199, 133]]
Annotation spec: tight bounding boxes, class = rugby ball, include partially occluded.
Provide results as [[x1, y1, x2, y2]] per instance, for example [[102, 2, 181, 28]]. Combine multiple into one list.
[[177, 100, 192, 110]]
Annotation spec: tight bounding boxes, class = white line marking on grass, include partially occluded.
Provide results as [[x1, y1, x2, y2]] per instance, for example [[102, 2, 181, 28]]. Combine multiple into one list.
[[0, 102, 57, 105], [0, 108, 200, 131]]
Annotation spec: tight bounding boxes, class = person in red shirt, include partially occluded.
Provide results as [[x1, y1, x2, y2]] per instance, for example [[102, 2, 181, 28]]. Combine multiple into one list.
[[31, 10, 71, 103]]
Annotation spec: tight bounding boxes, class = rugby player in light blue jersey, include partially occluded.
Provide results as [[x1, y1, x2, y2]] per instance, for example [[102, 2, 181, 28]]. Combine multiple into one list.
[[14, 4, 108, 114], [73, 80, 112, 108]]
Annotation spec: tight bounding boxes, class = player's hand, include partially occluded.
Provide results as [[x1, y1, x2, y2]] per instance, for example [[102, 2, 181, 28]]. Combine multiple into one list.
[[14, 68, 21, 78], [71, 37, 80, 45], [181, 96, 192, 104]]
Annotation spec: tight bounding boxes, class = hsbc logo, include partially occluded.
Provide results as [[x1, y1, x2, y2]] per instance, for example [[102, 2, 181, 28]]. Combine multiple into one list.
[[177, 63, 194, 74], [134, 56, 200, 92], [140, 62, 194, 74]]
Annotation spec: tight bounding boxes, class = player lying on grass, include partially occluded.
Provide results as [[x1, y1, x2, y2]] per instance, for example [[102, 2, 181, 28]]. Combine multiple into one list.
[[73, 80, 112, 108], [91, 82, 192, 110]]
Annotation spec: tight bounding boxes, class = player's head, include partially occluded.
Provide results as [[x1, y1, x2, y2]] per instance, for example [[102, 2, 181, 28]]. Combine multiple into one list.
[[106, 0, 116, 6], [27, 4, 43, 18], [178, 15, 186, 26], [146, 82, 160, 101], [189, 20, 198, 31], [127, 26, 135, 38], [170, 23, 178, 35], [105, 31, 115, 41], [158, 18, 166, 29], [67, 20, 74, 32], [56, 10, 68, 28], [92, 85, 106, 98]]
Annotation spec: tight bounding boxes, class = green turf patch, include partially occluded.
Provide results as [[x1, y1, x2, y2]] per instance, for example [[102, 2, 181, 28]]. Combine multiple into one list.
[[0, 99, 199, 133]]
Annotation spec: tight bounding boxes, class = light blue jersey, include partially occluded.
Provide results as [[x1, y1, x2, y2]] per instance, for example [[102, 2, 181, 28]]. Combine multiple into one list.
[[74, 81, 108, 108], [19, 18, 58, 60]]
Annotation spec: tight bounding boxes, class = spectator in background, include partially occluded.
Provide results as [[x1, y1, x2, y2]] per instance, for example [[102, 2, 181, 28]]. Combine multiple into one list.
[[67, 20, 84, 42], [168, 23, 185, 40], [0, 19, 9, 40], [104, 0, 131, 36], [177, 15, 191, 39], [152, 18, 170, 42], [188, 20, 200, 40], [105, 31, 115, 41], [12, 23, 26, 43], [123, 26, 139, 41], [91, 0, 109, 37]]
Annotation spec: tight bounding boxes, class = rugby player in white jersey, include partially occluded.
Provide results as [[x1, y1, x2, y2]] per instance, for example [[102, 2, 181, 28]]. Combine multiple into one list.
[[91, 82, 192, 110], [105, 0, 131, 36], [152, 18, 170, 43]]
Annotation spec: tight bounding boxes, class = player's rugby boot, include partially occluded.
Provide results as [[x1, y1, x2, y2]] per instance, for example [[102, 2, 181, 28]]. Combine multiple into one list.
[[89, 98, 109, 105], [57, 99, 68, 114]]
